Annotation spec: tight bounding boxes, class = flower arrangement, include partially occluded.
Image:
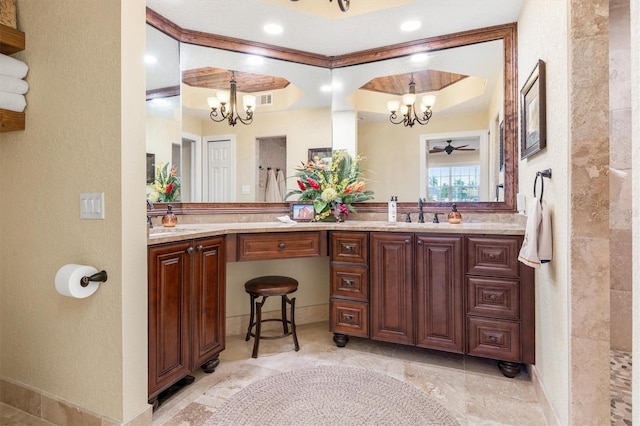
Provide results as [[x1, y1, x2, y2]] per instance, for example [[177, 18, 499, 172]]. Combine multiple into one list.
[[148, 162, 181, 202], [286, 150, 374, 221]]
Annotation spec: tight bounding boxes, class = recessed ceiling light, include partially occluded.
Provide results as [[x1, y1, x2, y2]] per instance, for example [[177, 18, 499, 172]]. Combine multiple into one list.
[[145, 55, 157, 64], [410, 53, 429, 63], [320, 84, 333, 93], [400, 20, 421, 32], [247, 55, 265, 66], [263, 23, 283, 35]]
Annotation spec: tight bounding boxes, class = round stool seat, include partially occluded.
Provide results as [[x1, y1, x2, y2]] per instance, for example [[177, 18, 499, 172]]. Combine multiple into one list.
[[244, 275, 300, 358], [244, 276, 298, 296]]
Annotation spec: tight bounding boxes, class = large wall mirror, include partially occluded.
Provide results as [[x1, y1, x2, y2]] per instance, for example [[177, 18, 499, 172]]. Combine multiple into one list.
[[146, 8, 517, 212]]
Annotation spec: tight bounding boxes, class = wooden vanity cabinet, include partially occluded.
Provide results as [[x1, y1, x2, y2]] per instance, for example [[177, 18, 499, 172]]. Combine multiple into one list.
[[329, 232, 369, 346], [148, 236, 225, 406], [369, 233, 464, 353], [465, 235, 535, 377]]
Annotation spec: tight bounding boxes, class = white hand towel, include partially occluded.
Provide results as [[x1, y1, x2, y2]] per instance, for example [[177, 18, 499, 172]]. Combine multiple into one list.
[[0, 74, 28, 95], [265, 168, 281, 202], [538, 199, 552, 263], [518, 198, 553, 268], [0, 90, 26, 112], [276, 169, 287, 200], [0, 53, 29, 79]]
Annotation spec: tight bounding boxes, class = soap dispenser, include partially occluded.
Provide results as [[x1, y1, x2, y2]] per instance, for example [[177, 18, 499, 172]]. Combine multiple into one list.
[[161, 205, 178, 228], [388, 196, 397, 223], [447, 204, 462, 224]]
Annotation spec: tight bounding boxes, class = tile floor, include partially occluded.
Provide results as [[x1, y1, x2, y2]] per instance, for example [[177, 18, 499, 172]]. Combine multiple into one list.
[[0, 324, 630, 425], [152, 322, 547, 425]]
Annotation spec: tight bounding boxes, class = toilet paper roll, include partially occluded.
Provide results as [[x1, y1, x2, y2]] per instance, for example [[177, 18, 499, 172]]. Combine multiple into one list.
[[55, 264, 100, 298]]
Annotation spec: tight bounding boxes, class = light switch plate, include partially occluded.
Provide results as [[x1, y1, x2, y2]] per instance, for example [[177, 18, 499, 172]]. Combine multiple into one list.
[[80, 192, 105, 219]]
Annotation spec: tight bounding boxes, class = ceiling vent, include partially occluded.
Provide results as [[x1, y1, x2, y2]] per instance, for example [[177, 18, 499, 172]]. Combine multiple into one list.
[[257, 93, 273, 106]]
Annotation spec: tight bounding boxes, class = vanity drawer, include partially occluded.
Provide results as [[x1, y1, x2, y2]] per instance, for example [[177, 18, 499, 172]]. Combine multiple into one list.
[[467, 276, 520, 320], [237, 232, 323, 261], [467, 317, 520, 362], [330, 300, 369, 338], [331, 265, 368, 301], [330, 232, 368, 264], [466, 236, 521, 277]]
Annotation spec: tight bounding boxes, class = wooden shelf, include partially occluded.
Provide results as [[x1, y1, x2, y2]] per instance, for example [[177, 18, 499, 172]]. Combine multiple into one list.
[[0, 23, 25, 55], [0, 109, 25, 132], [0, 24, 26, 132]]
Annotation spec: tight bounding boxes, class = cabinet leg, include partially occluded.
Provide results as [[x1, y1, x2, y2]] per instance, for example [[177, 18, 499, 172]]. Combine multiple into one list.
[[498, 361, 521, 378], [149, 397, 159, 411], [202, 355, 220, 373], [333, 333, 349, 347]]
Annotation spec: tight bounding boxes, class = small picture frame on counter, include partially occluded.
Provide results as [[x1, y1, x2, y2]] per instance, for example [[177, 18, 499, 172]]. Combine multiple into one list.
[[291, 202, 315, 222]]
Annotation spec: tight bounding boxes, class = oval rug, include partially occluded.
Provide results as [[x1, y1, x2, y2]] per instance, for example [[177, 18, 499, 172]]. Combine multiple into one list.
[[206, 365, 459, 425]]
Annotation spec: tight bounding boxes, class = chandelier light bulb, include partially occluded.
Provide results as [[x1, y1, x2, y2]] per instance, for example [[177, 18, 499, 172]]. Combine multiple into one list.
[[387, 100, 399, 113], [216, 91, 230, 104], [243, 94, 256, 111], [207, 97, 221, 109]]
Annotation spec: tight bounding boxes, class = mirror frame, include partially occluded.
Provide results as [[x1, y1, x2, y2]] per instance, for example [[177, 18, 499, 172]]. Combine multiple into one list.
[[146, 7, 518, 214]]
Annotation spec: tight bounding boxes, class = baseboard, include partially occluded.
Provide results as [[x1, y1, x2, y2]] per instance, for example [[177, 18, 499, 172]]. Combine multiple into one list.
[[530, 364, 562, 426], [226, 303, 329, 337]]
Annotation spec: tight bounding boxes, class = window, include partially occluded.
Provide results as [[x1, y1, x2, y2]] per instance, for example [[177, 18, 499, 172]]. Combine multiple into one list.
[[428, 165, 480, 202]]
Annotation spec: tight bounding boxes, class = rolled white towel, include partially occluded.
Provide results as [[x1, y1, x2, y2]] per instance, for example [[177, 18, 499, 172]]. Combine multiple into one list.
[[0, 74, 28, 95], [0, 90, 26, 112], [0, 53, 29, 79]]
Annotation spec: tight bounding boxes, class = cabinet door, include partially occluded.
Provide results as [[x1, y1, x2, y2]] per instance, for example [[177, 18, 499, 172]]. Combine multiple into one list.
[[370, 233, 413, 345], [415, 235, 464, 353], [148, 242, 192, 399], [191, 237, 226, 369]]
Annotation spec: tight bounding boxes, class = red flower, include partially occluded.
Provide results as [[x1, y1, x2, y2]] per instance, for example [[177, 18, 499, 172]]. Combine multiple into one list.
[[307, 178, 320, 190], [297, 179, 306, 191], [166, 183, 173, 194], [355, 182, 365, 192]]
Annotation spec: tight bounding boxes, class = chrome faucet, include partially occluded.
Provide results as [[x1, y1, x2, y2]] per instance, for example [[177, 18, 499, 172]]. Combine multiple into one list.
[[146, 199, 154, 229]]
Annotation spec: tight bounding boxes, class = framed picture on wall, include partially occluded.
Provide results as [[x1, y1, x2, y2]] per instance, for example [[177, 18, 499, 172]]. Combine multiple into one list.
[[520, 59, 546, 159], [146, 153, 155, 184], [308, 148, 333, 163], [291, 202, 315, 222]]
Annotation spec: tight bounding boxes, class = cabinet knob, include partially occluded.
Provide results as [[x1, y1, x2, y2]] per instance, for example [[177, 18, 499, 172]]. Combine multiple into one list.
[[489, 336, 498, 344], [343, 279, 353, 287], [186, 246, 194, 255], [417, 240, 423, 246], [344, 245, 352, 252], [489, 294, 497, 301], [488, 253, 496, 259], [278, 243, 285, 249], [405, 239, 411, 245], [196, 245, 204, 252], [344, 315, 353, 322]]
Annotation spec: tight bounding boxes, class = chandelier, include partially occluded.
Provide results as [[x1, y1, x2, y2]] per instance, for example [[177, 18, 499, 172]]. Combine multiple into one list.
[[386, 74, 436, 127], [207, 71, 256, 126]]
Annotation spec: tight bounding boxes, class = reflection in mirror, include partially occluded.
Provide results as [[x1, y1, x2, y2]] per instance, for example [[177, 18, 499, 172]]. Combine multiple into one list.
[[332, 39, 504, 203], [145, 13, 517, 211], [145, 24, 184, 201], [178, 44, 333, 202]]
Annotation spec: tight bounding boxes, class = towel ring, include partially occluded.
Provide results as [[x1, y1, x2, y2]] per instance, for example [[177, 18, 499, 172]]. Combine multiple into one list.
[[534, 168, 552, 203]]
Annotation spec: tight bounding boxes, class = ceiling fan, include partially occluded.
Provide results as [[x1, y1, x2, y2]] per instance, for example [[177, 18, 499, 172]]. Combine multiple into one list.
[[429, 140, 476, 155]]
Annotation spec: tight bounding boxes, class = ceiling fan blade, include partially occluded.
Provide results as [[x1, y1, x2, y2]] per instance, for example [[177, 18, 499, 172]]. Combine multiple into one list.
[[456, 148, 476, 151], [452, 144, 469, 149], [429, 148, 444, 153]]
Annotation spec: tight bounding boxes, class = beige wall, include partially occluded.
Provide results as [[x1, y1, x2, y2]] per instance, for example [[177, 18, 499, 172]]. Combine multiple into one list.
[[0, 1, 149, 423], [517, 1, 570, 423]]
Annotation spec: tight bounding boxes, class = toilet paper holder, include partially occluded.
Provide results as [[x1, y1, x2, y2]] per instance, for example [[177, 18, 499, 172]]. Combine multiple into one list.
[[80, 270, 108, 287]]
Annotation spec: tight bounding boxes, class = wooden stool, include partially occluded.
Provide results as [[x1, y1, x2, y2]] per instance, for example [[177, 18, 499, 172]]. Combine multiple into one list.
[[244, 275, 300, 358]]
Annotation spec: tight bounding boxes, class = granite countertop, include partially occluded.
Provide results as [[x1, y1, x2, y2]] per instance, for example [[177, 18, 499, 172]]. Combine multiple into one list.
[[147, 220, 525, 245]]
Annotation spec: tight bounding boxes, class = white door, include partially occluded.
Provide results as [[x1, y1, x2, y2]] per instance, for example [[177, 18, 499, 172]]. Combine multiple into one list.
[[205, 138, 235, 202]]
